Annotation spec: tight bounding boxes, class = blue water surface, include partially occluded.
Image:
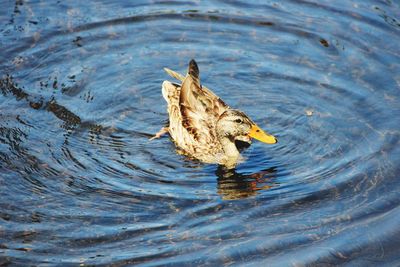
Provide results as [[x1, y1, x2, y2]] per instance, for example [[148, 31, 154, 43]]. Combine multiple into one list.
[[1, 0, 400, 266]]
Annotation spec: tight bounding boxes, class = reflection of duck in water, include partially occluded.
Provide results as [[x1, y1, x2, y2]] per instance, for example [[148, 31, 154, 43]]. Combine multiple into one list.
[[216, 166, 278, 200], [152, 59, 277, 169]]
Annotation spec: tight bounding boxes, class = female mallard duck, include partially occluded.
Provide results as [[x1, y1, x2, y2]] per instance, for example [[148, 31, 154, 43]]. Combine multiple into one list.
[[152, 59, 277, 169]]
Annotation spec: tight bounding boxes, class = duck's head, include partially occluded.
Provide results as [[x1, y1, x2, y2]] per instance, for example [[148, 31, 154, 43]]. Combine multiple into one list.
[[216, 109, 277, 144]]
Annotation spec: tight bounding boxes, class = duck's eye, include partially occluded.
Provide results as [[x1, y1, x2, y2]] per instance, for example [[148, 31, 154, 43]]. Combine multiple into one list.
[[235, 119, 243, 124]]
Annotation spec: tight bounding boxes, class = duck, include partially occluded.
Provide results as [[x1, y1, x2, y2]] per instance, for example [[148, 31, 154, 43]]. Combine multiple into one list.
[[151, 59, 277, 169]]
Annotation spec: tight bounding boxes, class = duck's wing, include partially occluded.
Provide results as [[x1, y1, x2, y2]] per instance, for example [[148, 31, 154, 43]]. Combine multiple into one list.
[[164, 60, 229, 116], [162, 60, 229, 151], [161, 81, 195, 148], [162, 79, 215, 154], [179, 59, 233, 145]]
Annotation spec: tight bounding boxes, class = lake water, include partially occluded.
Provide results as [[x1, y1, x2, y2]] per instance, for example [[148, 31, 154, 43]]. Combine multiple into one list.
[[1, 0, 400, 266]]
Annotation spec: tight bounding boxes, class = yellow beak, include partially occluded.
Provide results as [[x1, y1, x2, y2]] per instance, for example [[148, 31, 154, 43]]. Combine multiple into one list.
[[248, 124, 277, 144]]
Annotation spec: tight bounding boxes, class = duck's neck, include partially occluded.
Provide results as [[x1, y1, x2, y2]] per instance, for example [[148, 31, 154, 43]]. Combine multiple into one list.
[[219, 136, 240, 167]]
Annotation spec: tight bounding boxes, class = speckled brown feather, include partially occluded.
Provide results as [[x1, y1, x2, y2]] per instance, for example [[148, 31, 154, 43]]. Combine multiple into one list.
[[162, 61, 229, 162], [164, 61, 228, 117]]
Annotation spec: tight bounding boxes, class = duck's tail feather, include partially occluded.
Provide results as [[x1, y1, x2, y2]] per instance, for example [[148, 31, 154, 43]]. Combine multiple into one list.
[[164, 68, 185, 82]]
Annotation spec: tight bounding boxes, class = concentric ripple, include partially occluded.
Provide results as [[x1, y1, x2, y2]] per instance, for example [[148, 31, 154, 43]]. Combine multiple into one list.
[[1, 0, 400, 265]]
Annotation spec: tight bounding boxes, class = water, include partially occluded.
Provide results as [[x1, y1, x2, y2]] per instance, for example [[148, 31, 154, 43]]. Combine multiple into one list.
[[1, 0, 400, 265]]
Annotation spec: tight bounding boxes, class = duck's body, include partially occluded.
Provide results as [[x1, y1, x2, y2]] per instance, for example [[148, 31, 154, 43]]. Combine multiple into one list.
[[156, 60, 277, 169]]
